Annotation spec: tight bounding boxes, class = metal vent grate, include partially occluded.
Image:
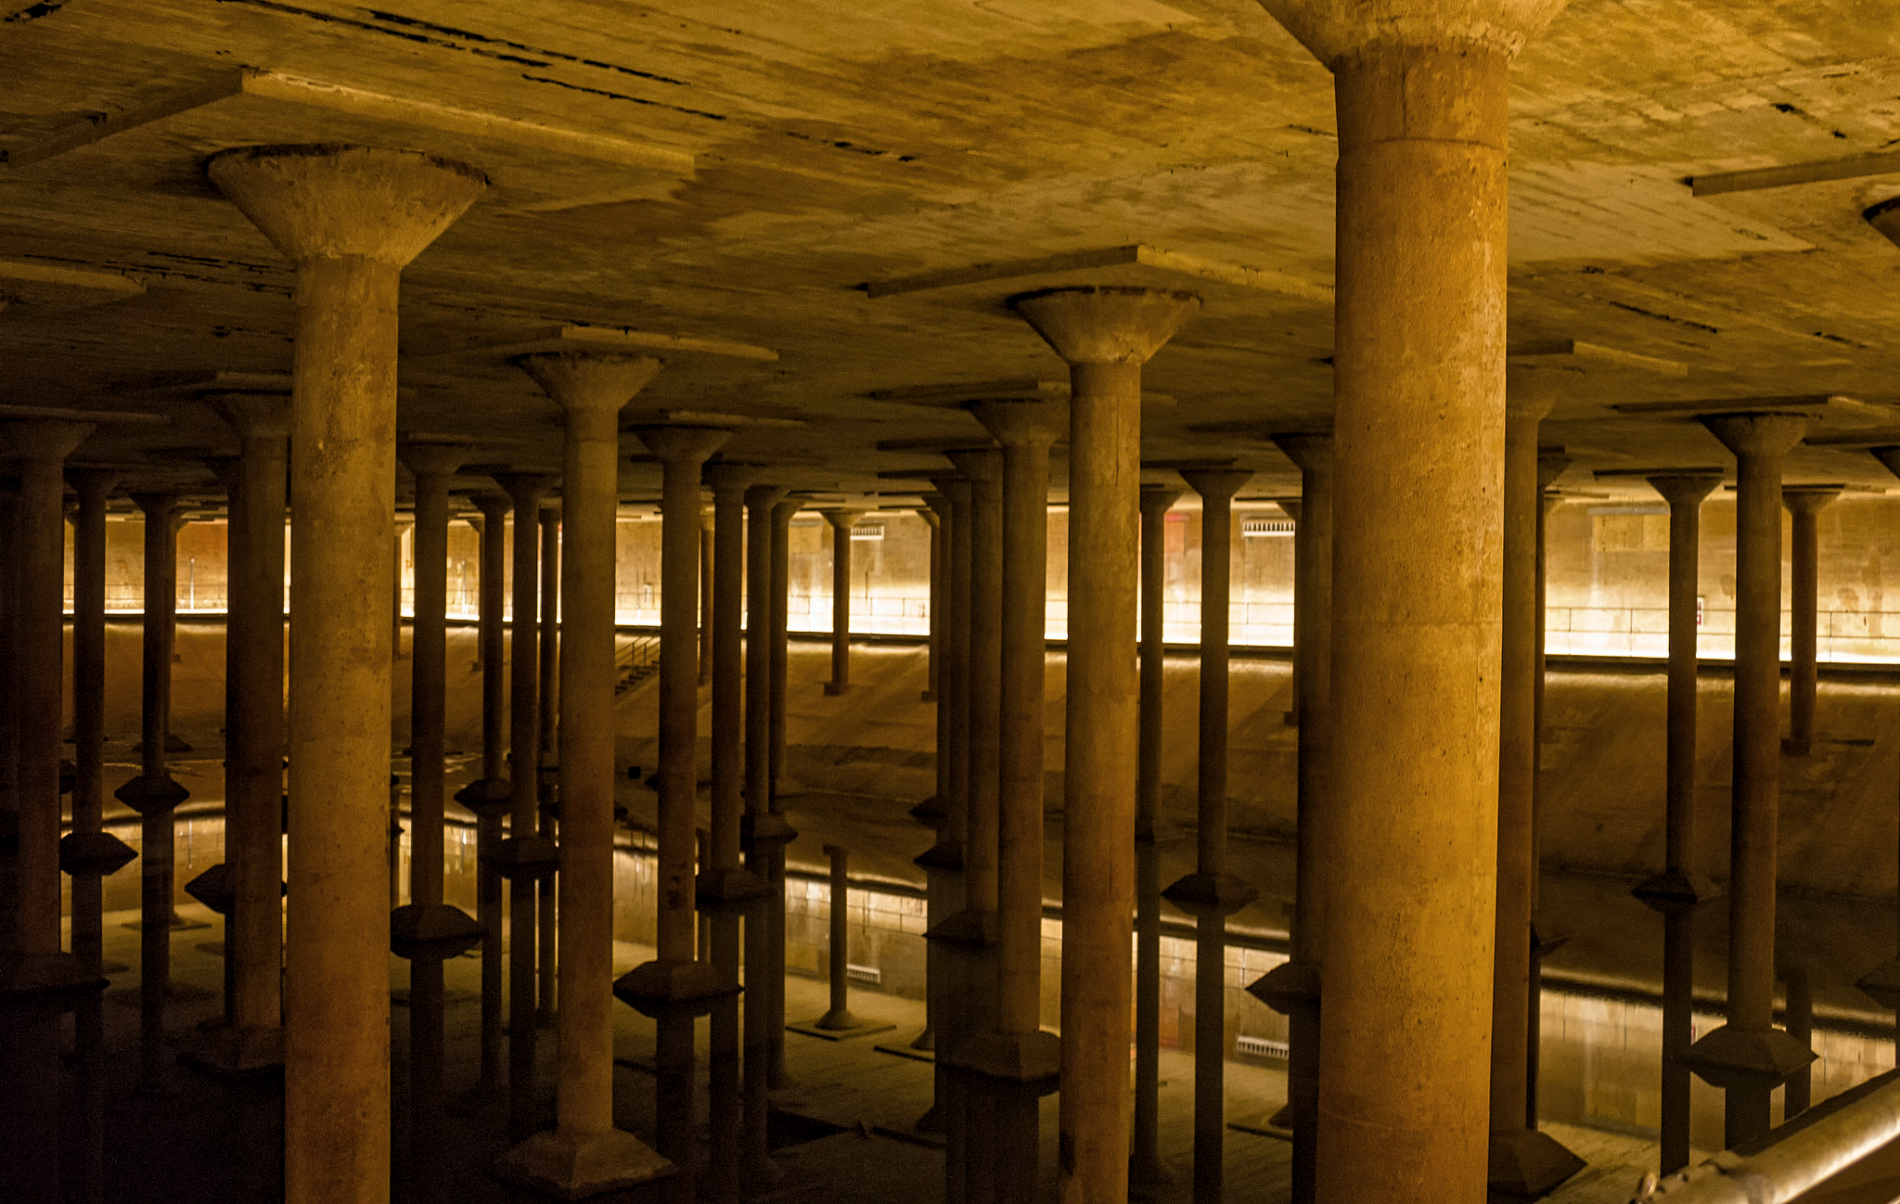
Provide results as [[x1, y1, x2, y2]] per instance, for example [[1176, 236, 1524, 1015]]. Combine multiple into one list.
[[1235, 1035, 1289, 1060], [849, 524, 886, 542], [1241, 518, 1296, 538], [845, 963, 881, 985]]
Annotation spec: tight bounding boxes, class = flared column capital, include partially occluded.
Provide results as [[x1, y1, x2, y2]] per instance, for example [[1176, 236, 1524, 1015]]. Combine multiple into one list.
[[515, 351, 662, 422], [1270, 431, 1334, 476], [1139, 482, 1183, 516], [635, 424, 730, 467], [398, 438, 471, 482], [1179, 466, 1253, 505], [969, 395, 1067, 448], [0, 418, 93, 465], [65, 467, 119, 500], [207, 144, 486, 266], [703, 460, 761, 499], [1536, 449, 1571, 491], [211, 392, 291, 442], [1699, 412, 1810, 462], [1256, 0, 1568, 67], [943, 447, 1001, 484], [821, 507, 864, 531], [1645, 472, 1724, 511], [1008, 285, 1199, 366], [744, 482, 790, 513], [1781, 485, 1842, 518]]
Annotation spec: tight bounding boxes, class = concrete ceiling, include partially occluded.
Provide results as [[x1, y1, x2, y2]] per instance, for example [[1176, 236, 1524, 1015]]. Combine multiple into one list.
[[5, 0, 1900, 504]]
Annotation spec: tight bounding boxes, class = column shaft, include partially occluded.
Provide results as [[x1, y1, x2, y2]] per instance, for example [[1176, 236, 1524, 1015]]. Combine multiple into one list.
[[68, 471, 115, 971], [826, 513, 854, 692], [1132, 486, 1176, 1197], [657, 456, 702, 962]]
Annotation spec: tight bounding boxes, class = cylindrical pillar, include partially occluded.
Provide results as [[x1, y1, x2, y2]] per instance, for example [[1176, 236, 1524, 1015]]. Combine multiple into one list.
[[1685, 412, 1815, 1148], [823, 510, 858, 694], [1782, 487, 1839, 757], [208, 141, 485, 1204], [463, 491, 512, 1097], [768, 497, 802, 796], [1633, 471, 1721, 1177], [817, 845, 858, 1028], [700, 511, 714, 687], [922, 504, 942, 704], [64, 468, 123, 975], [538, 501, 561, 1027], [1132, 482, 1179, 1200], [766, 494, 803, 1085], [1784, 964, 1814, 1117], [1009, 285, 1199, 1204], [499, 353, 669, 1197]]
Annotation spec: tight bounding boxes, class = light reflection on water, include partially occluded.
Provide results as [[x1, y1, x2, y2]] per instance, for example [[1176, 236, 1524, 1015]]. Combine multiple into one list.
[[78, 810, 1893, 1156]]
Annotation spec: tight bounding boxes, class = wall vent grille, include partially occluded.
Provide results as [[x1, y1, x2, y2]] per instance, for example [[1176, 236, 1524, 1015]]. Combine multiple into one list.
[[845, 963, 881, 985], [1235, 1035, 1289, 1060], [1241, 518, 1296, 538]]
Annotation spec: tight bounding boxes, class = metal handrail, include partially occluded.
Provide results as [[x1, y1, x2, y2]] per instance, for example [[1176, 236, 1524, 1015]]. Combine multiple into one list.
[[1631, 1069, 1900, 1203]]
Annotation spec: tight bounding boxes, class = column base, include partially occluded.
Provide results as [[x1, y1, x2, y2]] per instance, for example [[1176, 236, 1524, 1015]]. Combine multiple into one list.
[[113, 772, 190, 815], [1161, 871, 1258, 918], [874, 1030, 936, 1062], [1857, 957, 1900, 1011], [1681, 1023, 1815, 1091], [909, 795, 948, 830], [914, 838, 964, 874], [1529, 912, 1573, 961], [695, 867, 772, 914], [788, 1011, 895, 1041], [822, 681, 849, 696], [1631, 868, 1721, 916], [1486, 1128, 1585, 1201], [484, 835, 559, 881], [741, 813, 798, 850], [58, 831, 137, 877], [390, 902, 482, 960], [183, 864, 237, 916], [1781, 735, 1812, 757], [921, 690, 937, 703], [0, 951, 107, 1011], [1248, 958, 1319, 1015], [613, 957, 737, 1019], [925, 908, 997, 949], [495, 1127, 673, 1200], [454, 777, 513, 819], [181, 1023, 285, 1077], [949, 1030, 1060, 1090]]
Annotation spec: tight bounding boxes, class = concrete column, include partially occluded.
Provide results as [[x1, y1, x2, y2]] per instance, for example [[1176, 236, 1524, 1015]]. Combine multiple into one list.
[[62, 469, 131, 976], [963, 399, 1066, 1204], [1251, 435, 1333, 1204], [1486, 403, 1582, 1196], [490, 470, 557, 1142], [1783, 963, 1814, 1118], [823, 509, 859, 694], [618, 424, 734, 1204], [1782, 487, 1839, 756], [499, 353, 670, 1197], [1632, 472, 1721, 1176], [538, 501, 561, 1027], [1166, 466, 1257, 1204], [817, 844, 859, 1027], [700, 460, 768, 1204], [210, 141, 485, 1204], [922, 504, 942, 704], [391, 439, 481, 1204], [700, 511, 715, 687], [1860, 449, 1900, 1051], [191, 392, 290, 1074], [120, 490, 191, 1095], [766, 493, 803, 1085], [1010, 285, 1198, 1204], [1132, 482, 1179, 1201], [1235, 4, 1572, 1195], [1684, 412, 1816, 1148], [1526, 454, 1571, 1137], [458, 490, 512, 1098], [741, 479, 791, 1190]]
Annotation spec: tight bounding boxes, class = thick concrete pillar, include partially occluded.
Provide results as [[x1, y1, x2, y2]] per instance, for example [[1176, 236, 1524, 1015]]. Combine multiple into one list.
[[823, 509, 859, 694], [1683, 412, 1816, 1148], [458, 490, 512, 1098], [1783, 963, 1814, 1118], [817, 844, 860, 1028], [490, 470, 558, 1141], [391, 438, 481, 1204], [962, 399, 1066, 1204], [1860, 450, 1900, 1048], [1132, 482, 1179, 1201], [1632, 472, 1722, 1176], [768, 496, 802, 796], [922, 504, 943, 704], [1486, 403, 1582, 1197], [538, 500, 562, 1027], [1782, 487, 1839, 757], [700, 460, 769, 1204], [1250, 434, 1333, 1204], [700, 511, 714, 687], [617, 424, 734, 1204], [741, 479, 792, 1191], [1238, 4, 1575, 1196], [1009, 285, 1198, 1204], [499, 354, 670, 1197], [209, 142, 485, 1204], [1165, 465, 1257, 1204], [119, 490, 191, 1095], [1526, 451, 1572, 1133]]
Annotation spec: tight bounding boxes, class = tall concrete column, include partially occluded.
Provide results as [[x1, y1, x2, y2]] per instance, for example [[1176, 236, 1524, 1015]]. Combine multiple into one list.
[[823, 509, 859, 694], [1683, 412, 1816, 1148], [1525, 449, 1571, 1134], [62, 468, 132, 976], [1010, 285, 1198, 1204], [700, 460, 769, 1204], [209, 142, 485, 1204], [1132, 482, 1179, 1201], [1238, 4, 1573, 1196], [1628, 471, 1721, 1176], [1860, 450, 1900, 1051], [1782, 487, 1839, 757], [1166, 465, 1257, 1204], [741, 480, 792, 1190], [618, 424, 734, 1204], [0, 420, 92, 1204], [1487, 403, 1582, 1197], [1250, 434, 1333, 1204], [538, 500, 562, 1026], [700, 511, 715, 687], [962, 399, 1066, 1204], [766, 493, 803, 1085], [119, 490, 191, 1095], [458, 490, 512, 1097], [490, 470, 558, 1141], [500, 354, 670, 1197], [922, 504, 942, 704]]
